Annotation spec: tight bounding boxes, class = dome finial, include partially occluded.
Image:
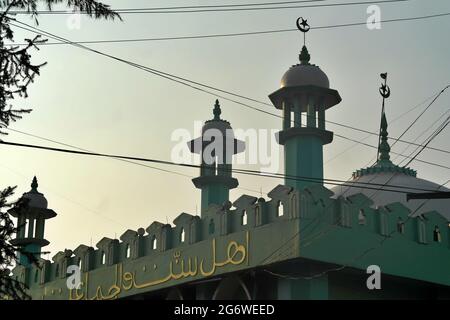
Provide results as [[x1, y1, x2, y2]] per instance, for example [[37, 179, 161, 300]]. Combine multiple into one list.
[[352, 76, 416, 178], [31, 176, 38, 192], [296, 17, 311, 64], [376, 72, 391, 162], [213, 99, 221, 120], [299, 45, 311, 65]]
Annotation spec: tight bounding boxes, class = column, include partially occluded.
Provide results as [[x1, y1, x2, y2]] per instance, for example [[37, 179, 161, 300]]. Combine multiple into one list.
[[318, 107, 325, 130], [307, 96, 316, 128], [35, 218, 45, 239], [293, 97, 301, 128], [17, 216, 26, 238], [27, 218, 35, 238], [283, 100, 291, 130], [318, 96, 325, 130]]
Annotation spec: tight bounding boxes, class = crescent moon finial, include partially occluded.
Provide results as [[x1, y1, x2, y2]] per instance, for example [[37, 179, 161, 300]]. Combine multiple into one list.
[[296, 17, 310, 33], [379, 73, 390, 99], [296, 17, 310, 47]]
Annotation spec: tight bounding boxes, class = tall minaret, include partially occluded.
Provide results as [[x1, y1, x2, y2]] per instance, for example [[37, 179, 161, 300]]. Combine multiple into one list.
[[269, 18, 341, 190], [8, 177, 57, 266], [188, 100, 245, 215]]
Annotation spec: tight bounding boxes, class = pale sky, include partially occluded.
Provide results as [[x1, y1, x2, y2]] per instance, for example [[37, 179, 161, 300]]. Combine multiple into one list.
[[3, 0, 450, 258]]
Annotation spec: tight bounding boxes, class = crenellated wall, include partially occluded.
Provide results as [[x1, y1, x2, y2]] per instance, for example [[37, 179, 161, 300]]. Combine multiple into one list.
[[13, 184, 450, 297]]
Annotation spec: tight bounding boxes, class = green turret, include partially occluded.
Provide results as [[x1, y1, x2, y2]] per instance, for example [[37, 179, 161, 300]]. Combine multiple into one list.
[[269, 45, 341, 190], [8, 177, 57, 266], [188, 100, 245, 214]]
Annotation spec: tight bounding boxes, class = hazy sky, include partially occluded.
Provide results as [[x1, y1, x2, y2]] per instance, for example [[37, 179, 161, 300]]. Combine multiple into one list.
[[3, 0, 450, 258]]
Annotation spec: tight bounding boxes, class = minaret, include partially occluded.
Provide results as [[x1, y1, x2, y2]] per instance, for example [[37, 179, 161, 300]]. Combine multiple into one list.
[[188, 100, 245, 215], [269, 18, 341, 190], [352, 76, 416, 178], [8, 177, 57, 266]]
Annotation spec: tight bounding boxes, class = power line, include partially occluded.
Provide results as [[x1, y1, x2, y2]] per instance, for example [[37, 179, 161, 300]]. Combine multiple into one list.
[[325, 89, 445, 164], [16, 17, 450, 159], [2, 126, 445, 194], [352, 89, 449, 170], [5, 127, 264, 196], [11, 21, 450, 162], [265, 115, 450, 275], [9, 23, 450, 173], [0, 139, 444, 194], [326, 115, 450, 155], [265, 178, 450, 280], [402, 114, 450, 168], [389, 85, 450, 151], [5, 2, 447, 277], [5, 0, 327, 13], [259, 94, 450, 269], [261, 167, 450, 278], [0, 160, 129, 228], [393, 108, 450, 165], [6, 128, 193, 178], [12, 12, 450, 47], [7, 16, 448, 277], [15, 12, 450, 159], [7, 0, 411, 15]]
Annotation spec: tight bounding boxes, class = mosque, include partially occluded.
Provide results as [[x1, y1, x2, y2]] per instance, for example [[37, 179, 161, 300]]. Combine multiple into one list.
[[9, 21, 450, 300]]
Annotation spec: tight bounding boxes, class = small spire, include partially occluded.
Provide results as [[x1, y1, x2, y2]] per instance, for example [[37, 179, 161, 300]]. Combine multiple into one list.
[[31, 176, 38, 192], [213, 99, 221, 120], [378, 112, 392, 164], [353, 110, 417, 178], [299, 45, 311, 65]]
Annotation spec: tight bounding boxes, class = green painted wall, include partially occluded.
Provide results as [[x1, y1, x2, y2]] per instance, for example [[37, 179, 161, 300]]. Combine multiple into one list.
[[14, 184, 450, 300]]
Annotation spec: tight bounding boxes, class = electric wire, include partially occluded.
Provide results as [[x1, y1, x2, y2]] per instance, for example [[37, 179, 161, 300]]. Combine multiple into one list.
[[11, 21, 450, 162], [6, 0, 412, 15], [10, 21, 450, 162], [0, 139, 445, 194], [5, 127, 264, 196], [10, 12, 450, 53]]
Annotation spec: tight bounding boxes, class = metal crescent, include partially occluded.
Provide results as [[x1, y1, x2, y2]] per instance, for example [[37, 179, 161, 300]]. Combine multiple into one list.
[[379, 86, 391, 98], [296, 17, 310, 33]]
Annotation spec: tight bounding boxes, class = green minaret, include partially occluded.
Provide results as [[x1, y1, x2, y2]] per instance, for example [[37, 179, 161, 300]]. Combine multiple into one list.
[[352, 111, 417, 178], [269, 43, 341, 190], [188, 100, 245, 215], [8, 177, 57, 266]]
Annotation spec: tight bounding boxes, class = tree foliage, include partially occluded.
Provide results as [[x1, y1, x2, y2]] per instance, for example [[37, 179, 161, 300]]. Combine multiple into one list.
[[0, 0, 120, 135], [0, 0, 120, 299], [0, 187, 31, 300]]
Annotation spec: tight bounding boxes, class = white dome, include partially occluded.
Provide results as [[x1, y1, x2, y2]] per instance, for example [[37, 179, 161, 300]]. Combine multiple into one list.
[[331, 172, 450, 221], [22, 177, 48, 209], [281, 64, 330, 88], [203, 118, 233, 136], [280, 45, 330, 89], [22, 192, 48, 209]]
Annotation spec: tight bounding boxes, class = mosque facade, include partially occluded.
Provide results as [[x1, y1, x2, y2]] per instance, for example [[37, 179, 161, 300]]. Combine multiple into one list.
[[9, 32, 450, 300]]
